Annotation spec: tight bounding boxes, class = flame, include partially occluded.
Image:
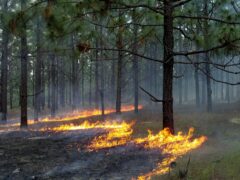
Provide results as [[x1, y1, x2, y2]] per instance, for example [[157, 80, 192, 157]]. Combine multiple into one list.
[[87, 121, 134, 150], [1, 104, 207, 180], [135, 127, 207, 179], [39, 105, 142, 123], [40, 120, 133, 132], [1, 105, 143, 128], [80, 123, 206, 179]]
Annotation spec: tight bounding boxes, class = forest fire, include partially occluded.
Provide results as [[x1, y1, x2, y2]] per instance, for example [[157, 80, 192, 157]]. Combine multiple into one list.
[[40, 120, 133, 133], [39, 104, 143, 123], [87, 124, 207, 178], [135, 128, 207, 179], [87, 121, 134, 150], [1, 105, 143, 128], [45, 120, 207, 178]]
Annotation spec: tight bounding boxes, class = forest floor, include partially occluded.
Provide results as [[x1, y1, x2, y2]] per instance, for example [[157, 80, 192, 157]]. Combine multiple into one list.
[[0, 102, 240, 180]]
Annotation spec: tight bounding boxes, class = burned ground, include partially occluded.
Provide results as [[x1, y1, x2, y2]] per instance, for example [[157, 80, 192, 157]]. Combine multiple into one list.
[[0, 129, 162, 180]]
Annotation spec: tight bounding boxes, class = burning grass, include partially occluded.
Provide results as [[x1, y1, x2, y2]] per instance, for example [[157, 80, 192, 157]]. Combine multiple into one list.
[[1, 104, 240, 179], [0, 105, 211, 179], [1, 105, 143, 129], [37, 119, 207, 179]]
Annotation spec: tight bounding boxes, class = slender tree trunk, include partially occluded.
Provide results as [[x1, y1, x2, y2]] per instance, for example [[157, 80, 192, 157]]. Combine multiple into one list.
[[34, 17, 42, 121], [110, 52, 115, 105], [116, 10, 123, 114], [55, 58, 59, 111], [178, 65, 183, 105], [59, 57, 65, 107], [9, 85, 13, 109], [203, 0, 212, 112], [47, 58, 51, 109], [184, 67, 189, 103], [195, 54, 200, 107], [100, 21, 105, 116], [95, 39, 99, 108], [0, 0, 9, 121], [220, 68, 224, 101], [71, 35, 78, 109], [51, 54, 56, 117], [178, 35, 183, 105], [81, 60, 85, 107], [20, 0, 28, 128], [41, 55, 45, 110], [226, 71, 230, 103], [132, 10, 139, 113], [162, 0, 174, 134], [89, 61, 92, 106]]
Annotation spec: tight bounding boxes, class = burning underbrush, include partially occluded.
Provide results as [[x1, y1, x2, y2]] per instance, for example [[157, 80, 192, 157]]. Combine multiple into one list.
[[37, 120, 207, 179], [0, 105, 143, 129], [0, 107, 207, 179]]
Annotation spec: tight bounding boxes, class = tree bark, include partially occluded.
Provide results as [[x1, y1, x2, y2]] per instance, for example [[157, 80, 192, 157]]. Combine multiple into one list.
[[20, 0, 28, 128], [162, 0, 174, 134], [100, 19, 105, 116], [116, 10, 123, 114], [71, 35, 78, 109], [59, 57, 65, 107], [95, 39, 99, 108], [89, 61, 92, 106], [110, 51, 115, 105], [203, 0, 212, 112], [195, 54, 200, 107], [0, 0, 9, 122], [132, 10, 139, 113], [50, 54, 56, 117], [34, 16, 42, 121]]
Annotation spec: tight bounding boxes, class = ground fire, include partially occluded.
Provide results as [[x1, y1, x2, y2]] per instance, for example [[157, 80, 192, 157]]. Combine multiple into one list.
[[38, 120, 207, 179], [0, 106, 207, 179], [2, 105, 143, 128]]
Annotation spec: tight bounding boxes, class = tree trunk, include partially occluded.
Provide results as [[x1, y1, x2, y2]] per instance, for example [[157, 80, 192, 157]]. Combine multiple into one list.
[[132, 10, 139, 113], [110, 51, 115, 105], [51, 54, 56, 117], [178, 65, 183, 105], [89, 61, 92, 106], [116, 10, 123, 114], [9, 84, 13, 109], [34, 17, 42, 121], [41, 55, 45, 110], [177, 35, 183, 105], [20, 0, 28, 128], [100, 20, 105, 116], [95, 39, 99, 108], [194, 54, 200, 107], [71, 35, 78, 109], [225, 71, 230, 103], [0, 0, 9, 122], [203, 0, 212, 112], [81, 60, 85, 107], [59, 57, 65, 107], [162, 0, 174, 134], [47, 57, 51, 109]]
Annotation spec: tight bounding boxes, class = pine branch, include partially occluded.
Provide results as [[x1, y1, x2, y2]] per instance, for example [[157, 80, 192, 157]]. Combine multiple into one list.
[[139, 86, 164, 102]]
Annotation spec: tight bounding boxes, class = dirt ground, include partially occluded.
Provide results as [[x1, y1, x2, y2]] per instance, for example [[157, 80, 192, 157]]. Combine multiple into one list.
[[0, 102, 240, 180]]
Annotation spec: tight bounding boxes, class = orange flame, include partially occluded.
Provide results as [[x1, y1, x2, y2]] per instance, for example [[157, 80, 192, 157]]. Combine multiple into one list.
[[39, 105, 142, 123], [135, 128, 207, 179], [77, 121, 207, 179], [87, 121, 134, 150], [54, 122, 206, 168], [1, 105, 143, 128], [40, 120, 133, 132]]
